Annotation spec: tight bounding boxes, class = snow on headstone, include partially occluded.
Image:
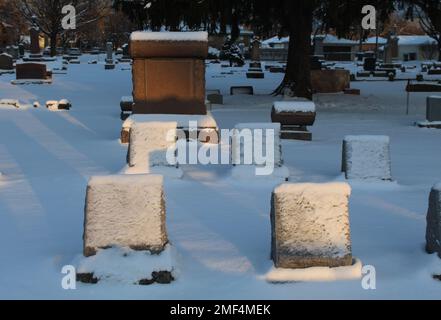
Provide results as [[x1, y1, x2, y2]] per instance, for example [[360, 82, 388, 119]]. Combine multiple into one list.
[[0, 53, 13, 70], [83, 174, 168, 257], [342, 135, 392, 181], [231, 123, 289, 179], [426, 183, 441, 258], [273, 100, 316, 113], [127, 121, 180, 176], [271, 182, 353, 269]]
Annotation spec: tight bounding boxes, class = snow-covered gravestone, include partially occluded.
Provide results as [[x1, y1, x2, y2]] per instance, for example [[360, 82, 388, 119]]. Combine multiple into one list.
[[342, 135, 392, 181], [426, 96, 441, 122], [105, 42, 115, 70], [130, 31, 208, 115], [231, 123, 289, 180], [80, 174, 174, 285], [271, 182, 353, 270], [126, 121, 183, 178], [83, 174, 168, 257], [271, 100, 316, 141], [0, 53, 13, 70], [426, 183, 441, 258]]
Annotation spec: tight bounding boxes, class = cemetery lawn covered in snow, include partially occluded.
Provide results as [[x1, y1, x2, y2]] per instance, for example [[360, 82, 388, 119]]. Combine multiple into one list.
[[0, 55, 440, 299]]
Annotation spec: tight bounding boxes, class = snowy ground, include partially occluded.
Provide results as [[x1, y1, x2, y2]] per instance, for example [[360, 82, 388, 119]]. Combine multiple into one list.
[[0, 55, 440, 299]]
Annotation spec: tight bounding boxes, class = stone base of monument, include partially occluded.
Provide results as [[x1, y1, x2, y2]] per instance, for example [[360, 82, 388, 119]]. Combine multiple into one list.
[[118, 55, 132, 63], [246, 71, 265, 79], [120, 96, 133, 120], [105, 63, 115, 70], [250, 62, 262, 69], [23, 55, 56, 62], [344, 88, 361, 95], [356, 71, 372, 78], [206, 90, 223, 105], [428, 69, 441, 75], [271, 101, 316, 141], [265, 258, 362, 283], [269, 67, 285, 73], [74, 245, 176, 285], [11, 79, 52, 85], [230, 86, 254, 95], [280, 125, 312, 141], [121, 113, 219, 144]]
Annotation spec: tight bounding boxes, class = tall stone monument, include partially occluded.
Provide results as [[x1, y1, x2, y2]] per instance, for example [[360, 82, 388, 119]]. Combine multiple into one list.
[[29, 25, 42, 58], [250, 38, 261, 62], [130, 31, 208, 115]]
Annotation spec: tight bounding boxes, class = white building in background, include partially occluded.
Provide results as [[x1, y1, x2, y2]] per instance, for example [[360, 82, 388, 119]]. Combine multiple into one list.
[[313, 35, 358, 61], [260, 34, 439, 62], [395, 35, 438, 61], [261, 34, 358, 61], [363, 35, 438, 61]]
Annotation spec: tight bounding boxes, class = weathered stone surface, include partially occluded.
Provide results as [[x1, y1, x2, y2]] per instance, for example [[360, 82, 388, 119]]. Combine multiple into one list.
[[271, 107, 316, 126], [120, 96, 133, 112], [271, 101, 316, 127], [426, 184, 441, 258], [427, 96, 441, 122], [128, 121, 178, 171], [230, 86, 254, 95], [311, 70, 350, 93], [271, 182, 353, 269], [250, 39, 261, 62], [246, 72, 265, 79], [207, 93, 223, 105], [83, 174, 168, 257], [344, 88, 361, 95], [130, 32, 208, 115], [16, 63, 50, 80], [428, 69, 441, 75], [249, 62, 261, 69], [342, 135, 392, 181], [0, 53, 13, 70], [363, 57, 376, 71], [232, 123, 283, 167], [29, 26, 41, 55]]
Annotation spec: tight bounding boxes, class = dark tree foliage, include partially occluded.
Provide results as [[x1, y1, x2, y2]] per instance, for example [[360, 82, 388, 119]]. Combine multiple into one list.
[[115, 0, 396, 99], [220, 36, 245, 66], [404, 0, 441, 61]]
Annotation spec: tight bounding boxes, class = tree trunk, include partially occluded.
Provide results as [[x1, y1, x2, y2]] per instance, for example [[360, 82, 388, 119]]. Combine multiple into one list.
[[438, 41, 441, 62], [50, 32, 57, 57], [274, 1, 313, 99]]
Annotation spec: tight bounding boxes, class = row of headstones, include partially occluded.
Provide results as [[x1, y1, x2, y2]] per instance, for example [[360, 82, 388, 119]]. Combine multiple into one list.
[[122, 120, 392, 181], [0, 52, 53, 81], [82, 175, 353, 284], [80, 118, 393, 283]]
